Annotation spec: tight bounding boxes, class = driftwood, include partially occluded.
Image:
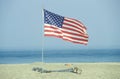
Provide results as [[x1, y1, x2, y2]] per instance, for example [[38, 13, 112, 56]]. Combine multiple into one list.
[[32, 67, 82, 74]]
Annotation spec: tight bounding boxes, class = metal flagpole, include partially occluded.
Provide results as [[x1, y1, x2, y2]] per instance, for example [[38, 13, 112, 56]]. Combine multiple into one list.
[[41, 0, 45, 63]]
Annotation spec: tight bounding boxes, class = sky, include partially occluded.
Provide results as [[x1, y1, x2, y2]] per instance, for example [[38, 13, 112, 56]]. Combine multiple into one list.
[[0, 0, 120, 51]]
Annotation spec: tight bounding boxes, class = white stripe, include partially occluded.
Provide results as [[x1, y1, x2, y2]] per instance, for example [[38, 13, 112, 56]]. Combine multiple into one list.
[[44, 28, 53, 30]]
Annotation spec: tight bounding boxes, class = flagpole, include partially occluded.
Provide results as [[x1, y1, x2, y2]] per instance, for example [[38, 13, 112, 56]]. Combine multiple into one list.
[[41, 8, 44, 63], [41, 0, 45, 63]]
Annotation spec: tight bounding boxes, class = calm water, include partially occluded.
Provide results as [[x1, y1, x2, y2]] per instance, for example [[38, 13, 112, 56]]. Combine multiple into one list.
[[0, 49, 120, 64]]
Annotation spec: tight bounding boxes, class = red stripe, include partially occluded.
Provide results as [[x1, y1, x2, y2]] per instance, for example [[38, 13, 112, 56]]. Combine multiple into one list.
[[45, 30, 88, 42], [44, 30, 62, 34], [62, 26, 83, 34], [45, 30, 88, 39], [44, 30, 61, 33], [63, 35, 88, 42], [44, 26, 58, 30], [44, 25, 88, 38], [64, 18, 85, 30], [63, 38, 87, 45], [44, 24, 88, 45], [63, 22, 84, 33], [45, 29, 88, 41], [69, 18, 87, 29], [61, 30, 88, 38], [45, 34, 87, 45], [44, 34, 63, 38]]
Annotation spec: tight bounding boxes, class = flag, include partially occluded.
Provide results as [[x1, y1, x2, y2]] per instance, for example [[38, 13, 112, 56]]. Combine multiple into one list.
[[44, 9, 88, 45]]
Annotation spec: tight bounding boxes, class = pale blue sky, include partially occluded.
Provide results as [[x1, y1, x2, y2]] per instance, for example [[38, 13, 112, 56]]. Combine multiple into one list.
[[0, 0, 120, 50]]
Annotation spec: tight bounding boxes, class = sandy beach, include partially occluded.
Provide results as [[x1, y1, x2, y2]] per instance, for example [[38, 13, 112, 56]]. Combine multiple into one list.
[[0, 62, 120, 79]]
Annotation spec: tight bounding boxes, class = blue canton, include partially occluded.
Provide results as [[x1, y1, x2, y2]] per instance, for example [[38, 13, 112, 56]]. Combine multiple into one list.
[[44, 9, 64, 28]]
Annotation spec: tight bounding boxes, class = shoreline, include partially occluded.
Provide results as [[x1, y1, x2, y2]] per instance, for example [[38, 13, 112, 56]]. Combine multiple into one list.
[[0, 62, 120, 64]]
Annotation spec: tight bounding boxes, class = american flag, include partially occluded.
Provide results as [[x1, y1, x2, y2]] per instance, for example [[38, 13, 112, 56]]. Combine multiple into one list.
[[44, 9, 88, 45]]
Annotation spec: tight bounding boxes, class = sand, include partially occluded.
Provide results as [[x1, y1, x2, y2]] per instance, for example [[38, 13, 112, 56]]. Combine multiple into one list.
[[0, 62, 120, 79]]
